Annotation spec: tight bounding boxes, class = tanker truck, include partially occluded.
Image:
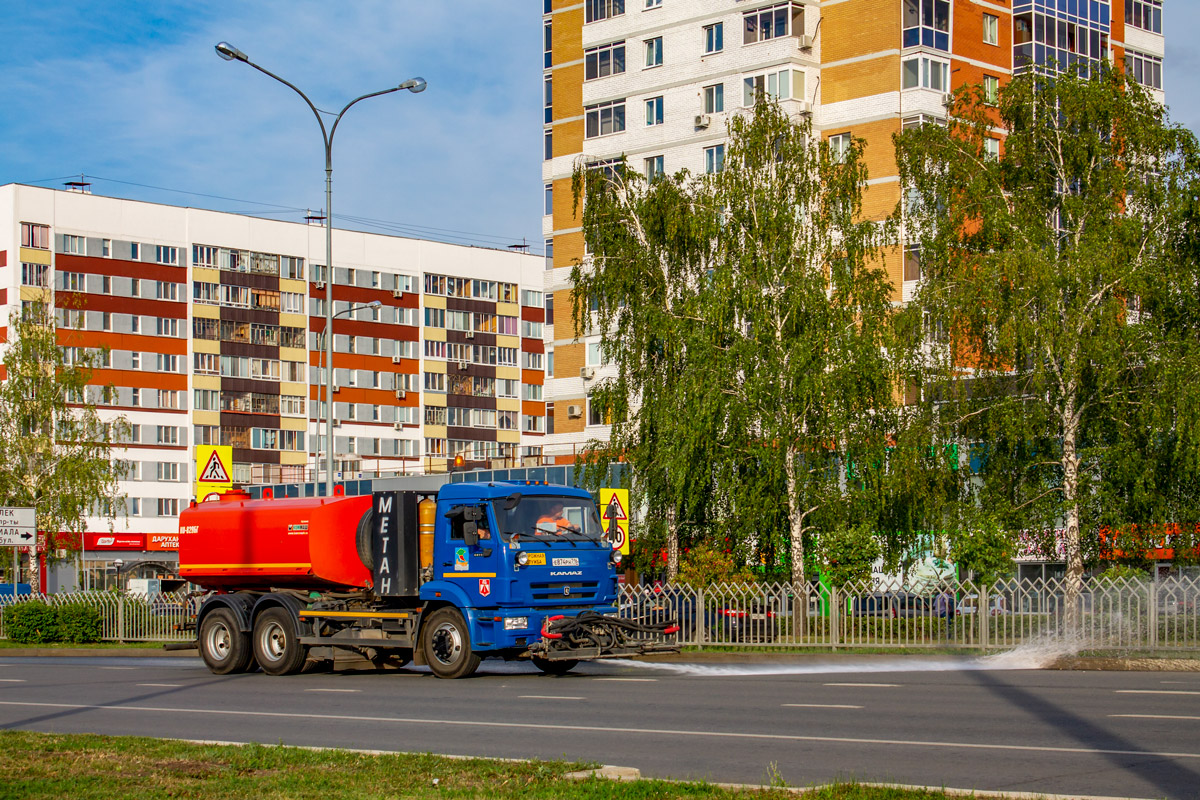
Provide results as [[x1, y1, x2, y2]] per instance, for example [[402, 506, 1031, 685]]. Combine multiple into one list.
[[178, 481, 677, 679]]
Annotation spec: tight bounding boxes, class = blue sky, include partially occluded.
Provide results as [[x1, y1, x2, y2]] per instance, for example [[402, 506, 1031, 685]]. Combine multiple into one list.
[[1, 1, 1196, 255]]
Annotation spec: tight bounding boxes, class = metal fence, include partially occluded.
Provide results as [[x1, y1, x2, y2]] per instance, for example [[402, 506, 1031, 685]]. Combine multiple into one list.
[[619, 575, 1200, 651], [0, 591, 194, 643], [0, 576, 1196, 651]]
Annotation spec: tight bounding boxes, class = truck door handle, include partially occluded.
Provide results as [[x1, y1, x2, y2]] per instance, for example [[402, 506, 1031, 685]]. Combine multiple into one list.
[[442, 562, 452, 567]]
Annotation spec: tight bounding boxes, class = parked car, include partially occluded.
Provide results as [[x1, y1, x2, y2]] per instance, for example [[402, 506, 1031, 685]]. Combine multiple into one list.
[[850, 591, 931, 619], [957, 593, 1008, 616], [709, 602, 779, 643]]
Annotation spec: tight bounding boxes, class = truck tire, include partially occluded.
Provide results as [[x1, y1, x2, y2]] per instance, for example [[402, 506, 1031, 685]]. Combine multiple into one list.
[[421, 607, 481, 679], [531, 656, 578, 675], [252, 608, 308, 676], [199, 608, 253, 675]]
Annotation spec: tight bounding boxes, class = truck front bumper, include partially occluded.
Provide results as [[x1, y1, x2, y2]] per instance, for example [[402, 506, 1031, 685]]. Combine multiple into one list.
[[528, 609, 680, 661]]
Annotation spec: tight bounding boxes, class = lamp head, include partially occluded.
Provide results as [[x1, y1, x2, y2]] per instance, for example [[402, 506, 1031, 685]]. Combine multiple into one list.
[[215, 42, 248, 62], [399, 77, 427, 94], [368, 300, 383, 308]]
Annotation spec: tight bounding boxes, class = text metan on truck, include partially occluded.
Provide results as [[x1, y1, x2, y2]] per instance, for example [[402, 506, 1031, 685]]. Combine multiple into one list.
[[177, 481, 679, 678]]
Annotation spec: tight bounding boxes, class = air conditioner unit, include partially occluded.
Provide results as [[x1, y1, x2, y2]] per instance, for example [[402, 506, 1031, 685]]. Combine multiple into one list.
[[392, 354, 403, 363], [395, 389, 407, 400], [332, 384, 341, 393], [580, 367, 595, 380], [392, 289, 404, 298], [567, 404, 583, 418], [695, 114, 711, 129], [315, 281, 326, 290], [465, 330, 475, 339], [393, 421, 405, 431], [458, 360, 470, 370], [332, 419, 342, 428], [797, 34, 813, 49], [796, 101, 813, 117]]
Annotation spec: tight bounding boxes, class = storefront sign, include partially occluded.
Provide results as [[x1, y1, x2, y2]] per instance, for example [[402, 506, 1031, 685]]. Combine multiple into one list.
[[84, 533, 146, 550], [146, 533, 180, 551]]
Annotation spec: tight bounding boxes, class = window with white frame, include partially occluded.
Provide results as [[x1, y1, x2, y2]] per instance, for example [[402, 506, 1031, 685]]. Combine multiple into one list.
[[61, 234, 84, 254], [61, 271, 85, 292], [1126, 50, 1163, 91], [645, 96, 664, 126], [585, 0, 624, 24], [902, 55, 949, 91], [20, 263, 48, 287], [645, 155, 664, 182], [982, 13, 998, 45], [983, 75, 1000, 104], [984, 137, 1000, 161], [155, 245, 178, 265], [829, 133, 852, 162], [587, 398, 606, 426], [705, 144, 725, 174], [704, 22, 724, 54], [544, 184, 553, 215], [544, 19, 552, 67], [20, 223, 49, 249], [102, 276, 112, 294], [743, 2, 803, 45], [157, 462, 182, 482], [585, 41, 626, 80], [645, 36, 663, 67], [1126, 0, 1162, 34], [704, 83, 724, 113], [743, 68, 803, 106], [645, 0, 661, 7], [544, 75, 553, 123], [585, 99, 626, 138]]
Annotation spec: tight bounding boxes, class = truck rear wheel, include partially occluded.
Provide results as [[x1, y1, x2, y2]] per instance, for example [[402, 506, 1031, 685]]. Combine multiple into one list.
[[531, 656, 578, 675], [421, 607, 481, 679], [253, 608, 308, 676], [199, 608, 253, 675]]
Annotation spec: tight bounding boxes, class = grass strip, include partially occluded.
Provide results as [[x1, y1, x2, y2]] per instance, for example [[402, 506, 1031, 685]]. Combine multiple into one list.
[[0, 730, 987, 800]]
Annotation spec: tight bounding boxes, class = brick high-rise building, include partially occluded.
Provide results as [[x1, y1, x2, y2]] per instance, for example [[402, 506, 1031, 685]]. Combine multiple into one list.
[[540, 0, 1164, 463]]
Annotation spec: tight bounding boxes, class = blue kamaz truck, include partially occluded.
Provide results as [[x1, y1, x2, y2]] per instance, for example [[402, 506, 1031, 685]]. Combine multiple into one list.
[[179, 481, 677, 678]]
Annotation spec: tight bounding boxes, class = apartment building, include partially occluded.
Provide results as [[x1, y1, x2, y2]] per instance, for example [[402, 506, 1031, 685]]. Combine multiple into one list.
[[541, 0, 1165, 462], [0, 183, 546, 588]]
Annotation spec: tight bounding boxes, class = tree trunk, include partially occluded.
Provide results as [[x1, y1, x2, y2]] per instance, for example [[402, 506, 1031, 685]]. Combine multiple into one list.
[[666, 505, 679, 581], [785, 445, 806, 586], [1061, 415, 1085, 637]]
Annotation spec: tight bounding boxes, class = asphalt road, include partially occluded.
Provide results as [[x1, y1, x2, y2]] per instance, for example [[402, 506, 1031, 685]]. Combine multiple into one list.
[[1, 654, 1199, 799]]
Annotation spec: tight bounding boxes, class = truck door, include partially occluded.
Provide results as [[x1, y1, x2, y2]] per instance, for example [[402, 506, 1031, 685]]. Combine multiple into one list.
[[442, 502, 504, 606]]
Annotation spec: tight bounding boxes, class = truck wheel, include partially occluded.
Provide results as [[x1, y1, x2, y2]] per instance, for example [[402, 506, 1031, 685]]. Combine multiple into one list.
[[531, 656, 578, 675], [253, 608, 308, 676], [199, 608, 253, 675], [421, 608, 481, 679]]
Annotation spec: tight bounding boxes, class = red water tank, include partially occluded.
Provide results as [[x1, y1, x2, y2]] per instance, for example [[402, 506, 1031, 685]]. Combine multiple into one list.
[[178, 493, 372, 591]]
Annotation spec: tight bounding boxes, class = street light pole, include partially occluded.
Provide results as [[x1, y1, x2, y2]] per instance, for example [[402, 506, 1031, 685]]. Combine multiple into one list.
[[214, 42, 425, 498], [317, 301, 382, 483]]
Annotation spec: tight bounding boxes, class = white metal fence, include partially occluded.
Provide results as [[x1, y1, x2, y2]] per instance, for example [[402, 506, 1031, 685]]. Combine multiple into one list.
[[619, 575, 1200, 651], [0, 576, 1196, 651]]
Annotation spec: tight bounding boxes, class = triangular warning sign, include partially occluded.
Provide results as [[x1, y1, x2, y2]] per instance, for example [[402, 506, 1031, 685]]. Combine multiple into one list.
[[199, 450, 231, 483], [604, 495, 627, 521]]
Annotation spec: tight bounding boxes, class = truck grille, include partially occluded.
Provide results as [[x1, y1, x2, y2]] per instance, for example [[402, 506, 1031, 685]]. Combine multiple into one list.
[[530, 581, 600, 602]]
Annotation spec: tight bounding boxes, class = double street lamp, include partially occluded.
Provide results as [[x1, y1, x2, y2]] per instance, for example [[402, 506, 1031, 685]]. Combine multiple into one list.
[[214, 42, 425, 498], [317, 301, 382, 482]]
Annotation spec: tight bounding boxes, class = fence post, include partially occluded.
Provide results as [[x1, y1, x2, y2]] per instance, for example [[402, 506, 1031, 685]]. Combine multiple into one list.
[[117, 594, 125, 645], [978, 585, 988, 649], [829, 586, 839, 650], [1148, 580, 1158, 650], [697, 585, 706, 649]]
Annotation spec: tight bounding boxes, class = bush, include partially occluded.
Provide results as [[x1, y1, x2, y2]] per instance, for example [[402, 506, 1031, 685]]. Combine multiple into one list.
[[5, 601, 61, 644], [57, 603, 103, 643]]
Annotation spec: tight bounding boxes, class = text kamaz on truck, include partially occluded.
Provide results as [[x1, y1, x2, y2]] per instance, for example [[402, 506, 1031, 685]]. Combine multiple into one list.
[[177, 482, 678, 678]]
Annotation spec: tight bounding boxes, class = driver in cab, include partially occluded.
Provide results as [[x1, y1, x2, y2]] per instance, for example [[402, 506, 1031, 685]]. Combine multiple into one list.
[[536, 502, 576, 536]]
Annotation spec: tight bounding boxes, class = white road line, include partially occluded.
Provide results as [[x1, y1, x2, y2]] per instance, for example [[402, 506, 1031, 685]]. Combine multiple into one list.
[[594, 678, 657, 682], [1114, 689, 1200, 696], [99, 667, 136, 671], [824, 682, 900, 688], [0, 679, 26, 683], [1111, 714, 1200, 721], [137, 684, 182, 688], [3, 700, 1198, 761], [782, 703, 862, 709], [518, 695, 584, 701], [304, 689, 360, 694]]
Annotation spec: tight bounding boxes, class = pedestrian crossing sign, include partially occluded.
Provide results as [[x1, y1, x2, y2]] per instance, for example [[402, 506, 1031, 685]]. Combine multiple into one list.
[[195, 445, 233, 502]]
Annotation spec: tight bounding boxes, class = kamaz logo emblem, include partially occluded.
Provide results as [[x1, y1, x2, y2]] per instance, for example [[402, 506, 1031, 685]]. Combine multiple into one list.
[[563, 586, 571, 596]]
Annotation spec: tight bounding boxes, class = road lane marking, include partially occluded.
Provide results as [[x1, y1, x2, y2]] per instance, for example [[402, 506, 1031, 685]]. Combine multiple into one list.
[[782, 703, 862, 709], [594, 678, 657, 682], [518, 695, 584, 700], [99, 667, 136, 671], [0, 679, 26, 683], [1111, 714, 1200, 721], [137, 684, 182, 688], [1114, 690, 1200, 696], [3, 700, 1199, 761], [824, 682, 900, 688], [305, 689, 361, 694]]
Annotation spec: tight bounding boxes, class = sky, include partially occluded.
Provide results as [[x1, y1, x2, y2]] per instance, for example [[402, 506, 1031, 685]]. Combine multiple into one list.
[[0, 1, 1196, 256]]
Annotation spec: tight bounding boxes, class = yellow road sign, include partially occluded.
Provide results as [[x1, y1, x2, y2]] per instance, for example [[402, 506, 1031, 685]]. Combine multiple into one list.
[[599, 487, 630, 554], [195, 445, 233, 502]]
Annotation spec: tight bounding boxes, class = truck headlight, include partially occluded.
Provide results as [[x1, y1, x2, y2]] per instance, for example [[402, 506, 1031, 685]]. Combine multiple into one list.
[[504, 616, 529, 631], [612, 551, 623, 566], [516, 552, 529, 567]]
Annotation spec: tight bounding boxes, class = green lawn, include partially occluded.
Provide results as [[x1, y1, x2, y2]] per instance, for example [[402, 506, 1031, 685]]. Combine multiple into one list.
[[0, 731, 991, 800]]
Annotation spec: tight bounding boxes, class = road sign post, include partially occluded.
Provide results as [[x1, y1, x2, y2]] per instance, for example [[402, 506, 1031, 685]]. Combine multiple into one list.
[[0, 507, 36, 602]]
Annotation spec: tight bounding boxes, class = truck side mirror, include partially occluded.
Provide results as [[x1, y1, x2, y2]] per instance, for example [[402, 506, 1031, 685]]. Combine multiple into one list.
[[463, 522, 479, 547]]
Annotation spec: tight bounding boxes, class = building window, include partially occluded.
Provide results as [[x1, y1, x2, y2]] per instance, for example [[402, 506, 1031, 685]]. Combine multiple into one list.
[[61, 234, 84, 254], [544, 20, 553, 67], [983, 75, 1000, 104], [544, 129, 553, 160], [903, 0, 950, 51], [587, 340, 608, 367], [545, 238, 554, 270], [704, 22, 724, 54], [585, 41, 626, 80], [155, 245, 178, 265], [904, 245, 922, 282], [544, 184, 553, 216], [1126, 50, 1163, 91], [902, 56, 949, 92], [985, 137, 1000, 161], [588, 398, 605, 427], [645, 36, 663, 67], [20, 223, 50, 249], [743, 2, 803, 45], [544, 75, 553, 123], [585, 99, 626, 138], [743, 68, 803, 106], [982, 13, 998, 46], [586, 0, 624, 23], [101, 239, 111, 257], [130, 242, 140, 260], [828, 133, 851, 162], [1126, 0, 1162, 35], [705, 144, 725, 174], [645, 155, 664, 182], [645, 0, 661, 7], [704, 83, 724, 113], [645, 96, 664, 126], [20, 263, 49, 287]]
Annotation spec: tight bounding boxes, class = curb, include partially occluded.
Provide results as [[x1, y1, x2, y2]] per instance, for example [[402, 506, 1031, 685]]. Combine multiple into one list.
[[0, 647, 197, 658]]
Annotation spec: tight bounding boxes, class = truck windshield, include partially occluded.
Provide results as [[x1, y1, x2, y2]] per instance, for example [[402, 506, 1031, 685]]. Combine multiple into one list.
[[490, 495, 603, 542]]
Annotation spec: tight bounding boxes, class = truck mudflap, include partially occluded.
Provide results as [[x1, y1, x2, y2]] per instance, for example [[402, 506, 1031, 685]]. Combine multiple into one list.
[[529, 610, 680, 661]]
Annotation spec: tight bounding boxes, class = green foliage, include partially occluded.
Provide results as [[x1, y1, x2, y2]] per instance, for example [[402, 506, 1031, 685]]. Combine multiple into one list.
[[820, 523, 881, 587], [1096, 564, 1151, 582], [948, 517, 1015, 584], [4, 601, 60, 644], [56, 603, 103, 644], [676, 545, 756, 589]]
